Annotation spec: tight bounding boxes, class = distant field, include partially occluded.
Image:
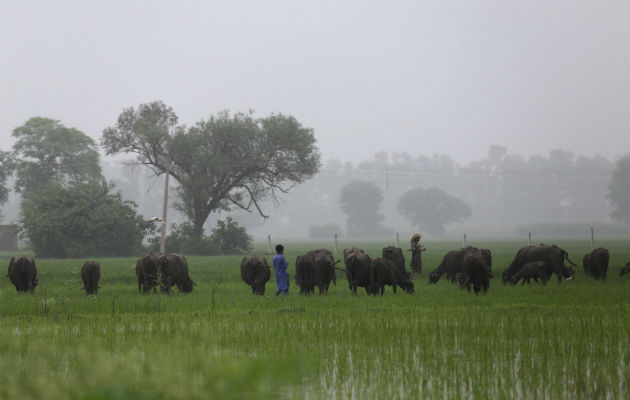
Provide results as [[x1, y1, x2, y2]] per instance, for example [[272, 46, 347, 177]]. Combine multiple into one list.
[[1, 239, 628, 399]]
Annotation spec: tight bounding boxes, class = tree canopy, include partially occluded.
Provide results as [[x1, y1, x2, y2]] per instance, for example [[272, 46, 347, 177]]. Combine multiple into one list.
[[339, 180, 391, 237], [102, 101, 321, 237], [20, 179, 154, 258], [12, 117, 102, 200], [0, 150, 13, 206], [397, 186, 471, 236], [607, 154, 630, 222]]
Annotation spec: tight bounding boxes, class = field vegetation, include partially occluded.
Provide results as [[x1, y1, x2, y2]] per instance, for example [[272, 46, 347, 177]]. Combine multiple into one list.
[[1, 239, 628, 399]]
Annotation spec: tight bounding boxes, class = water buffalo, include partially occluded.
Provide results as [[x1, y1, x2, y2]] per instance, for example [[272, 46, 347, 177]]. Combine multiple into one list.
[[7, 256, 39, 293], [310, 249, 338, 294], [158, 253, 196, 294], [428, 250, 461, 284], [240, 256, 271, 295], [343, 247, 373, 295], [136, 253, 160, 294], [502, 244, 575, 283], [429, 246, 492, 284], [582, 248, 609, 280], [511, 261, 549, 285], [371, 257, 414, 295], [459, 249, 490, 294], [620, 261, 630, 277], [81, 261, 101, 295], [382, 246, 405, 272], [295, 254, 315, 295], [295, 249, 337, 295]]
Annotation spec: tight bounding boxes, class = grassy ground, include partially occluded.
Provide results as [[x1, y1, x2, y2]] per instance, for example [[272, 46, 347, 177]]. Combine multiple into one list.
[[0, 239, 628, 399]]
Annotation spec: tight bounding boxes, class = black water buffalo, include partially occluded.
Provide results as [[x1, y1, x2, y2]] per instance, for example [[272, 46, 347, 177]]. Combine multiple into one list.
[[343, 247, 373, 295], [511, 261, 549, 285], [81, 261, 101, 295], [136, 253, 160, 294], [502, 244, 575, 283], [309, 249, 337, 294], [371, 257, 414, 295], [382, 246, 405, 272], [295, 254, 315, 295], [582, 248, 609, 280], [7, 256, 39, 293], [620, 261, 630, 277], [158, 253, 195, 294], [295, 249, 337, 295], [240, 256, 271, 295], [428, 250, 461, 284], [459, 249, 490, 294], [429, 246, 492, 284]]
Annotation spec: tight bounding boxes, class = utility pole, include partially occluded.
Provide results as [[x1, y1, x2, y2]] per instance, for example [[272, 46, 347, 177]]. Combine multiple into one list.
[[160, 157, 170, 254]]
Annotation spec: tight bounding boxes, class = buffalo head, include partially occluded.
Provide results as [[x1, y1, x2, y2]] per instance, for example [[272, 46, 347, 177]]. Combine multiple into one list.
[[179, 277, 196, 293], [562, 265, 575, 280], [502, 270, 511, 283]]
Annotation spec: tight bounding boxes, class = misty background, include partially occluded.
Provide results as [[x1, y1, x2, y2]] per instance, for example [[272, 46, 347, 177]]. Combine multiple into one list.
[[1, 1, 628, 241]]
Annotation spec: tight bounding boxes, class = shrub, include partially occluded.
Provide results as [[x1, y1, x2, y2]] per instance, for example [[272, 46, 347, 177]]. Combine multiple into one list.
[[20, 179, 154, 258], [211, 217, 253, 254], [148, 223, 220, 255]]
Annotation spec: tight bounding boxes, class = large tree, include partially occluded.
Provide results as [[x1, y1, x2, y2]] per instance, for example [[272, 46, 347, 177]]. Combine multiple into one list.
[[20, 179, 154, 258], [339, 180, 390, 237], [12, 117, 102, 200], [102, 101, 320, 237], [607, 154, 630, 222], [397, 186, 471, 236]]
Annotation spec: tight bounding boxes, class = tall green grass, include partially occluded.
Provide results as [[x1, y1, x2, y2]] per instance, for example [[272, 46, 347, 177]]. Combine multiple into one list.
[[0, 240, 628, 399]]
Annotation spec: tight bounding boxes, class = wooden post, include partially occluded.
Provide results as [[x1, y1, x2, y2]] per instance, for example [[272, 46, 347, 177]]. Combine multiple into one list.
[[528, 232, 531, 246], [334, 233, 338, 254], [590, 227, 594, 250], [267, 235, 272, 254], [396, 232, 400, 248], [159, 158, 170, 255]]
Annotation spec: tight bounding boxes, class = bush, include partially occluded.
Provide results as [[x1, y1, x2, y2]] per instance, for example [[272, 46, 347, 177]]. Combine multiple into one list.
[[148, 223, 220, 255], [211, 217, 253, 254], [20, 179, 154, 258]]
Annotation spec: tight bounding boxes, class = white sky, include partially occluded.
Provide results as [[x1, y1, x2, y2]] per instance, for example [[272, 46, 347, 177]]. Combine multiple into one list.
[[1, 0, 628, 164]]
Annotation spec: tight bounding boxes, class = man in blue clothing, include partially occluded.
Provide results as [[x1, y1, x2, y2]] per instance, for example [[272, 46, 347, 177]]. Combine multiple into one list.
[[272, 244, 289, 296]]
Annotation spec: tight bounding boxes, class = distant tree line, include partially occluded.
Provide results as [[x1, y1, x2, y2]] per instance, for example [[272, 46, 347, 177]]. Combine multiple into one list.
[[244, 146, 627, 238]]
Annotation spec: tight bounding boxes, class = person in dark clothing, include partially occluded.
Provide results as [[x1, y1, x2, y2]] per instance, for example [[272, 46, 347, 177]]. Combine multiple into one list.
[[409, 233, 426, 273]]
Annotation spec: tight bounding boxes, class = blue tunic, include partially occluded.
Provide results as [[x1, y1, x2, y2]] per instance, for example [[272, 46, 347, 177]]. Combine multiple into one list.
[[272, 254, 289, 294]]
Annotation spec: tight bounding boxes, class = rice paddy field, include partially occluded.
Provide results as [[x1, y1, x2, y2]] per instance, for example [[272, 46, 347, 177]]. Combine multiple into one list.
[[1, 239, 628, 399]]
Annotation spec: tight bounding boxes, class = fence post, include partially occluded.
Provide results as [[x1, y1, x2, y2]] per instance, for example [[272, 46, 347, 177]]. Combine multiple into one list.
[[590, 227, 594, 250], [267, 235, 272, 254], [334, 233, 338, 254], [528, 232, 531, 246], [396, 232, 400, 248]]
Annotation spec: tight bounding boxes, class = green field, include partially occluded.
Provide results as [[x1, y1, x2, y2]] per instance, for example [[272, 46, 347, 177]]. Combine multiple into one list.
[[1, 239, 628, 399]]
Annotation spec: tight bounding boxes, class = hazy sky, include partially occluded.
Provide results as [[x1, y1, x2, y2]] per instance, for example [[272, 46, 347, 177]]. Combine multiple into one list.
[[1, 0, 628, 165]]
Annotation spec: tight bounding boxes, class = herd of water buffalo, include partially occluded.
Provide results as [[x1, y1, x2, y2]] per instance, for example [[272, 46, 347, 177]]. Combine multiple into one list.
[[5, 244, 630, 296], [242, 243, 629, 296]]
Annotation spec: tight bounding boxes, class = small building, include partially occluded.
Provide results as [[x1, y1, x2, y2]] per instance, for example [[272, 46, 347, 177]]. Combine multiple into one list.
[[0, 225, 18, 251]]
